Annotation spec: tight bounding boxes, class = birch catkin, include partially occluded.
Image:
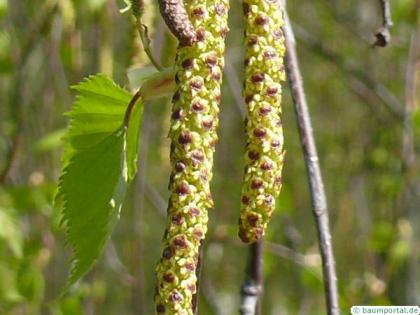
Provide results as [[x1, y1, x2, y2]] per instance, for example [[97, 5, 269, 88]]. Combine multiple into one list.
[[154, 1, 229, 314], [238, 0, 286, 243], [158, 0, 197, 46]]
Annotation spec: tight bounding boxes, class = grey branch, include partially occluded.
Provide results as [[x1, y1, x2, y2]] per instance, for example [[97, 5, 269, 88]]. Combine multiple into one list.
[[379, 0, 393, 28], [282, 6, 340, 315], [374, 0, 393, 47], [240, 242, 263, 315]]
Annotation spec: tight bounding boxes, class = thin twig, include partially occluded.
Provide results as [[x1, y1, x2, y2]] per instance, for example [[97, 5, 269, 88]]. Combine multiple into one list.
[[130, 0, 163, 70], [123, 90, 142, 127], [264, 241, 320, 268], [137, 23, 164, 70], [292, 23, 404, 119], [374, 0, 393, 47], [320, 0, 372, 45], [379, 0, 393, 28], [239, 241, 263, 315], [211, 230, 320, 268], [282, 6, 340, 315]]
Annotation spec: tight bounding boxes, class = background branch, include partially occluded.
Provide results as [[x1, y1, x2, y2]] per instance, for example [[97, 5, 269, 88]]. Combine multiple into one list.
[[379, 0, 393, 28], [283, 6, 340, 315], [240, 241, 263, 315], [130, 0, 163, 70], [292, 23, 404, 119], [374, 0, 393, 47]]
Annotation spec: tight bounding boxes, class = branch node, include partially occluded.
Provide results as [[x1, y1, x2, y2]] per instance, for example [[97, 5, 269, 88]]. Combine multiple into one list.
[[240, 281, 262, 315], [374, 0, 393, 47], [241, 282, 262, 296], [374, 27, 391, 48]]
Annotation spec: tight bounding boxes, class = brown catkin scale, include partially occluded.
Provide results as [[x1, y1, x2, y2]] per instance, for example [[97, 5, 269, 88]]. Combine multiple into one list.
[[155, 1, 229, 314], [239, 0, 286, 243], [158, 0, 197, 46]]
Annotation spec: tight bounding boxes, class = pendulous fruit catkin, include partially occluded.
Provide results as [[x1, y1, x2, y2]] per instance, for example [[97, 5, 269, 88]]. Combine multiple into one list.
[[154, 1, 229, 314], [238, 0, 286, 243]]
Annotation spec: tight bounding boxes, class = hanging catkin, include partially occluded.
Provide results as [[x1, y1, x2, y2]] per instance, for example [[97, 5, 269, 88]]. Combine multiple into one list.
[[154, 1, 229, 314], [158, 0, 197, 46], [238, 0, 286, 243]]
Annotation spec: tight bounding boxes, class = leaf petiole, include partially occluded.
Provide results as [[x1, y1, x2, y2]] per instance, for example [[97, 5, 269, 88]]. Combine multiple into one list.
[[123, 90, 143, 128]]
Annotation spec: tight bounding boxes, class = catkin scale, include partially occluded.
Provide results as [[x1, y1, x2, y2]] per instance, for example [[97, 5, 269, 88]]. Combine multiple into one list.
[[239, 0, 286, 243], [154, 1, 229, 314], [158, 0, 197, 46]]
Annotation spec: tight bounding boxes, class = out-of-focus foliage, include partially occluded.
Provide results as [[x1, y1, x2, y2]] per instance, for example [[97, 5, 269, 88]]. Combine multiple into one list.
[[0, 0, 418, 314]]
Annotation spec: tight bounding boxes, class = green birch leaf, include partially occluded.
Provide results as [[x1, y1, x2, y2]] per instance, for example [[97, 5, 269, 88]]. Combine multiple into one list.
[[60, 129, 126, 290], [57, 74, 143, 291], [65, 74, 130, 154]]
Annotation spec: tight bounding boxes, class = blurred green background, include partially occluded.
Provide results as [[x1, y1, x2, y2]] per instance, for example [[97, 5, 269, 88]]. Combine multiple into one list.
[[0, 0, 419, 314]]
